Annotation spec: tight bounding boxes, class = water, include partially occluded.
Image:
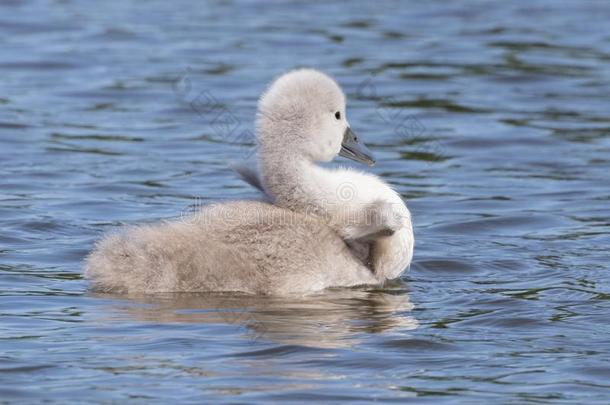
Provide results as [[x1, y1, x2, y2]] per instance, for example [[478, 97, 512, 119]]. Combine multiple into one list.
[[1, 0, 610, 402]]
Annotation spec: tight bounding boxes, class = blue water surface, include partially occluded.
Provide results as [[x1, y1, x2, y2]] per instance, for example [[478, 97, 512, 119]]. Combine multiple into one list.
[[1, 0, 610, 403]]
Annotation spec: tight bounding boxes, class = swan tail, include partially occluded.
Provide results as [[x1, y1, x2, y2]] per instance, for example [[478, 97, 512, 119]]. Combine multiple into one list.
[[85, 222, 261, 294]]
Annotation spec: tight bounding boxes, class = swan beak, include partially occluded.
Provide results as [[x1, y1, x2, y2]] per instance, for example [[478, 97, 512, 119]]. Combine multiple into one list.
[[339, 127, 376, 166]]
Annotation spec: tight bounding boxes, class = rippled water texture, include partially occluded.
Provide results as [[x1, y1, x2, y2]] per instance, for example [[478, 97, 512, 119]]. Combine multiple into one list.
[[2, 0, 610, 403]]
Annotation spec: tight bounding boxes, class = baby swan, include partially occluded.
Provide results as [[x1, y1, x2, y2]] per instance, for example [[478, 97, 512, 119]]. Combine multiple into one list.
[[86, 69, 414, 295]]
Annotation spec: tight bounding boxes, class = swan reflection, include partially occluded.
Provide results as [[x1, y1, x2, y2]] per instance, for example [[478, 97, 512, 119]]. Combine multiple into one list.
[[98, 283, 418, 349]]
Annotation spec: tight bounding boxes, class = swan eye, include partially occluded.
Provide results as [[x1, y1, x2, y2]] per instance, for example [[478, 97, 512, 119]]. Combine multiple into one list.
[[335, 111, 341, 120]]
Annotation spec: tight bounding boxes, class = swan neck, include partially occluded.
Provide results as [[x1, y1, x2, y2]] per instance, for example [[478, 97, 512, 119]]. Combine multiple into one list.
[[259, 150, 327, 209]]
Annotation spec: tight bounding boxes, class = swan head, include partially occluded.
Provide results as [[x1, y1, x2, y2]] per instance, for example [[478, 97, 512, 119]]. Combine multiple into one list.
[[257, 69, 375, 166]]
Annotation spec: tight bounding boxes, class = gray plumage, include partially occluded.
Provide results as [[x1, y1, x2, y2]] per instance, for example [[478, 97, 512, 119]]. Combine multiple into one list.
[[85, 69, 414, 295], [86, 201, 377, 295]]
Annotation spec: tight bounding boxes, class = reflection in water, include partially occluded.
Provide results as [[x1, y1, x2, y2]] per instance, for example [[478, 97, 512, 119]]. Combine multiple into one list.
[[99, 285, 418, 349]]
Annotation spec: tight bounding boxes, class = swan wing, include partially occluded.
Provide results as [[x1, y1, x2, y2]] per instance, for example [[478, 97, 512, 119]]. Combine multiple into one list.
[[230, 160, 266, 193]]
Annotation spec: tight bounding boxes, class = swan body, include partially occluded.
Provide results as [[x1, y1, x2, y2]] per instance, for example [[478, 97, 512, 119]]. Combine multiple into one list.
[[86, 201, 377, 294], [86, 69, 414, 295]]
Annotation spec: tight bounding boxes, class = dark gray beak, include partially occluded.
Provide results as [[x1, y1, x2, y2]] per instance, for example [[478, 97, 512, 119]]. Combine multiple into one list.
[[339, 127, 375, 166]]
